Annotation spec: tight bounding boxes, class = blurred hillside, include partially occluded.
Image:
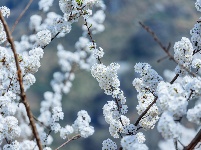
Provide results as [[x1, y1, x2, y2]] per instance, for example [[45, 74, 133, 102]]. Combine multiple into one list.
[[1, 0, 200, 149]]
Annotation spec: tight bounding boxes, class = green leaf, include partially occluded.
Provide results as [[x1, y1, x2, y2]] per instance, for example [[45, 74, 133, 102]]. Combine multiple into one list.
[[76, 0, 83, 5]]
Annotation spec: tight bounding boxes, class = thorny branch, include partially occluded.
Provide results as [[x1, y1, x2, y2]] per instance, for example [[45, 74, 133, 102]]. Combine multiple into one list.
[[0, 12, 43, 150]]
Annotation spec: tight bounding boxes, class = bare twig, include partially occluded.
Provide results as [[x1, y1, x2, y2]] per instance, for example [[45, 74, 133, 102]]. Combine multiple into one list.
[[139, 22, 196, 77], [84, 19, 102, 64], [174, 138, 178, 150], [55, 134, 81, 150], [0, 12, 43, 150], [11, 0, 33, 33], [184, 129, 201, 150], [157, 55, 169, 63], [178, 140, 185, 148], [33, 116, 51, 130], [187, 89, 194, 101], [42, 32, 60, 49]]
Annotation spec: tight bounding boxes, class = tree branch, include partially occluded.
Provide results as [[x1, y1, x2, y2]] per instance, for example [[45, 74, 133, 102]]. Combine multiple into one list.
[[139, 22, 196, 77], [134, 72, 179, 126], [11, 0, 33, 34], [184, 129, 201, 150], [55, 135, 81, 150], [0, 12, 43, 150]]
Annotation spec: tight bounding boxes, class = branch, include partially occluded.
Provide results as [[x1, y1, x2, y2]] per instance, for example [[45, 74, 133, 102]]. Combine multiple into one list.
[[184, 129, 201, 150], [55, 135, 81, 150], [10, 0, 33, 34], [170, 73, 179, 84], [84, 19, 102, 64], [0, 12, 43, 150], [139, 22, 196, 77], [134, 73, 179, 126], [134, 96, 158, 126]]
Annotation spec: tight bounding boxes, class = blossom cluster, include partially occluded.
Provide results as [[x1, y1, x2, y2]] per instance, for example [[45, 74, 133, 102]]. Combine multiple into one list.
[[0, 0, 105, 149], [1, 0, 201, 150]]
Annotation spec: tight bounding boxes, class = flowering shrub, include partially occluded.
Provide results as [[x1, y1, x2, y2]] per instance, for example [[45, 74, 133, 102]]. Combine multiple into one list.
[[0, 0, 201, 150]]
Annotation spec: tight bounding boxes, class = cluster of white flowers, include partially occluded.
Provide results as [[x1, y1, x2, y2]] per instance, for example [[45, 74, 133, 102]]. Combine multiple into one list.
[[174, 37, 194, 76], [72, 110, 94, 138], [0, 6, 10, 18], [82, 10, 106, 34], [34, 0, 106, 147], [158, 126, 197, 150], [0, 46, 43, 96], [187, 103, 201, 124], [91, 63, 121, 96], [102, 138, 117, 150], [133, 63, 163, 93], [157, 112, 181, 140], [2, 0, 201, 149], [0, 6, 10, 44], [39, 0, 54, 12], [0, 116, 21, 142], [0, 0, 105, 148], [36, 29, 51, 47], [136, 92, 159, 130], [59, 0, 102, 23], [195, 0, 201, 12], [133, 63, 162, 130], [156, 81, 188, 119], [121, 133, 148, 150]]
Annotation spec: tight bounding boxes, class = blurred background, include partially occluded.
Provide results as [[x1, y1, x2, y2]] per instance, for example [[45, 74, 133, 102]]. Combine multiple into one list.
[[1, 0, 200, 149]]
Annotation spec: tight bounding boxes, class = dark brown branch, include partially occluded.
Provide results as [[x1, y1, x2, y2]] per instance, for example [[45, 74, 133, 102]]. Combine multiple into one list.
[[11, 0, 33, 34], [134, 72, 178, 126], [84, 19, 101, 64], [55, 134, 81, 150], [187, 89, 194, 101], [134, 96, 158, 126], [184, 129, 201, 150], [170, 73, 179, 84], [139, 22, 196, 77], [42, 32, 60, 49], [0, 12, 43, 150]]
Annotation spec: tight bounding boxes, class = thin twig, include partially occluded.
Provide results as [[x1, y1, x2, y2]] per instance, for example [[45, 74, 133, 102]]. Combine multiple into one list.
[[174, 138, 178, 150], [42, 32, 60, 49], [187, 89, 194, 101], [11, 0, 33, 33], [139, 22, 196, 77], [157, 55, 169, 63], [0, 12, 43, 150], [55, 134, 81, 150], [33, 116, 51, 130], [178, 140, 185, 148], [84, 19, 101, 64]]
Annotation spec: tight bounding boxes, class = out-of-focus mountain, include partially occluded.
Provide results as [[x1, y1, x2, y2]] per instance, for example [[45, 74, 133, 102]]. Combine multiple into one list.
[[1, 0, 200, 149]]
